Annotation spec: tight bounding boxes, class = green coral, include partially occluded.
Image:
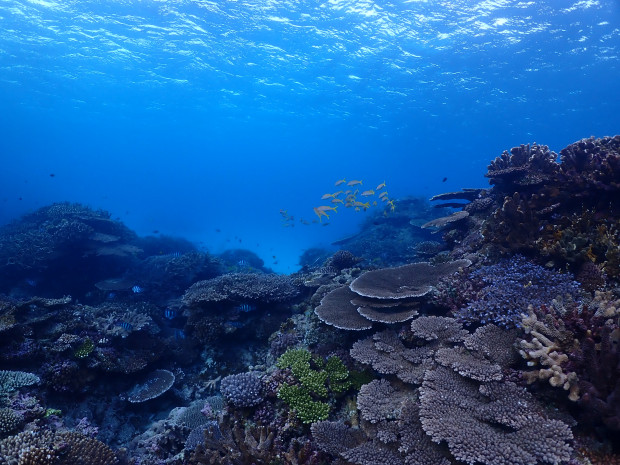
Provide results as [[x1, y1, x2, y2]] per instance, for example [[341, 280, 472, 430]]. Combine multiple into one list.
[[277, 384, 330, 424], [276, 348, 355, 424], [325, 356, 351, 394], [74, 338, 94, 359], [276, 348, 311, 371], [44, 408, 62, 417]]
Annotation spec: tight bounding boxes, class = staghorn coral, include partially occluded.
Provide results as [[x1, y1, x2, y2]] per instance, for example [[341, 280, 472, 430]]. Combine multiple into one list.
[[454, 255, 582, 328], [313, 386, 450, 465], [409, 315, 468, 342], [350, 330, 434, 384], [419, 366, 573, 465]]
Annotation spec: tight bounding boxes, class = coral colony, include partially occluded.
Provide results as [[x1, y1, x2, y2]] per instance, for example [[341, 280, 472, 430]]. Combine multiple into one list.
[[1, 136, 620, 464]]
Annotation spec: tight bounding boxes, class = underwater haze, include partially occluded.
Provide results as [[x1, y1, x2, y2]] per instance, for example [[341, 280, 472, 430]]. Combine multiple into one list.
[[1, 0, 619, 272]]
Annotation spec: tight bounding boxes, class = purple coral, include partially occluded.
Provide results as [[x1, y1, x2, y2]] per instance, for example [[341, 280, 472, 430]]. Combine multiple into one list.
[[419, 366, 573, 465], [454, 255, 581, 328], [220, 372, 264, 408]]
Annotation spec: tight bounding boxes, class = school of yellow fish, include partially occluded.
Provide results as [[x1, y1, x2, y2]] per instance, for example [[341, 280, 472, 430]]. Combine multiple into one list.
[[280, 179, 394, 227]]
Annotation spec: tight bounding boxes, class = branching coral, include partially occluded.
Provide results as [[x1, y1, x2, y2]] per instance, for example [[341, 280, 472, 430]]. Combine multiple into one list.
[[454, 255, 581, 328], [419, 366, 573, 465], [276, 348, 354, 424]]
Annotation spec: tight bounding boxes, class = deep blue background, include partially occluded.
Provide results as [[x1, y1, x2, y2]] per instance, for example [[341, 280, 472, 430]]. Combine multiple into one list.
[[1, 0, 618, 272]]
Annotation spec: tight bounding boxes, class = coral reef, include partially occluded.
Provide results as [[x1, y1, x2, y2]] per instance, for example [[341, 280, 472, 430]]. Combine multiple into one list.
[[331, 196, 441, 267], [1, 136, 619, 465], [0, 203, 140, 297], [437, 136, 620, 283]]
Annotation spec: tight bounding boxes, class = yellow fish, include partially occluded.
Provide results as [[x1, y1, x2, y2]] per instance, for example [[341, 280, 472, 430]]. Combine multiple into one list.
[[332, 191, 343, 197], [352, 201, 370, 208], [372, 201, 377, 206], [376, 181, 386, 190], [361, 190, 375, 196], [379, 191, 388, 198], [347, 180, 362, 186], [317, 205, 338, 212], [331, 198, 344, 204], [321, 193, 334, 200], [313, 207, 330, 221], [335, 179, 346, 186]]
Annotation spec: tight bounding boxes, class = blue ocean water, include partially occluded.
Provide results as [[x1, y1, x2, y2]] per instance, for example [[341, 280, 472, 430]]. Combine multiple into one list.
[[1, 0, 618, 273]]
